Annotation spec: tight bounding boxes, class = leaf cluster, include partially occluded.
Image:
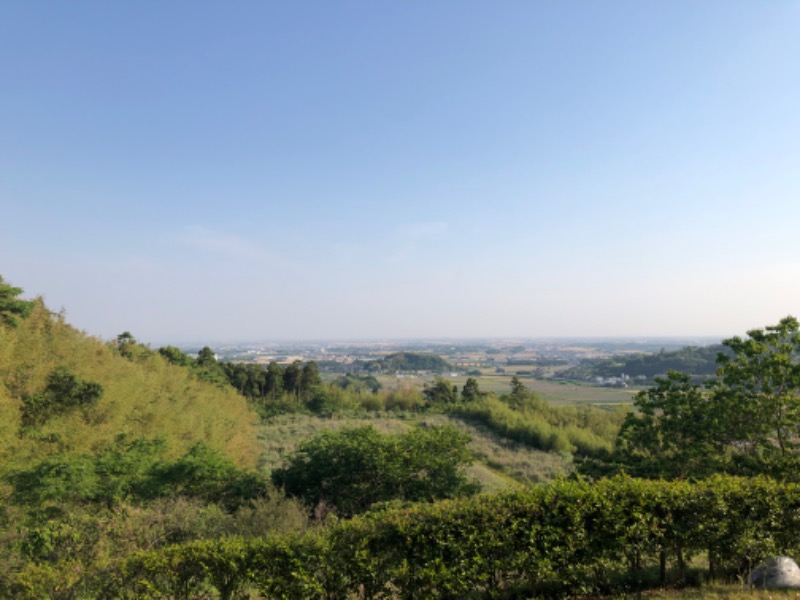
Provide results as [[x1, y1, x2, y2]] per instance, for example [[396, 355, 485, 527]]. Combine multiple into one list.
[[8, 437, 267, 511], [272, 425, 478, 518], [0, 276, 36, 328], [20, 366, 102, 428], [596, 316, 800, 480]]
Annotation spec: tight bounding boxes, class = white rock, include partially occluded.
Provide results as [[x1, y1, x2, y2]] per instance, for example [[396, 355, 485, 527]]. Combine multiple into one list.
[[750, 556, 800, 589]]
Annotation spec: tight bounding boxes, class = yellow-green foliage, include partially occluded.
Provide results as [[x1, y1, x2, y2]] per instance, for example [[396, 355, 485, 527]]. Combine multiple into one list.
[[452, 394, 626, 457], [0, 301, 260, 473]]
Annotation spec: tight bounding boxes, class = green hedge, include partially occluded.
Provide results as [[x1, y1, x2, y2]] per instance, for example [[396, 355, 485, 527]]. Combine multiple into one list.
[[17, 475, 800, 598]]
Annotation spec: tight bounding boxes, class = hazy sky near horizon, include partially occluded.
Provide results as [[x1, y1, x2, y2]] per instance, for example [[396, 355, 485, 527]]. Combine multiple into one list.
[[3, 2, 800, 344]]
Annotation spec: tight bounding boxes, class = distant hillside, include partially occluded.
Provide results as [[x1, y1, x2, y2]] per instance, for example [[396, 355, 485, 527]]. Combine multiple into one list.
[[0, 300, 261, 474], [363, 351, 453, 373], [558, 344, 728, 382]]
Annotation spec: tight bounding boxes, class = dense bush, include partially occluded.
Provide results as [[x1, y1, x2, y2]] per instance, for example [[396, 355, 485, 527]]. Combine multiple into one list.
[[8, 438, 268, 512], [593, 317, 800, 480], [272, 425, 478, 517], [14, 475, 800, 598], [451, 395, 623, 458]]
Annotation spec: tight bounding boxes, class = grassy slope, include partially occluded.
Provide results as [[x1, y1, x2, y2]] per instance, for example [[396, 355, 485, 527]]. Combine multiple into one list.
[[0, 301, 261, 474], [259, 412, 570, 492]]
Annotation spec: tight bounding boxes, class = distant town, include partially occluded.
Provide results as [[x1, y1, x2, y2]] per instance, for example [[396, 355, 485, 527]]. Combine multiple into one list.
[[182, 337, 716, 362], [178, 336, 722, 388]]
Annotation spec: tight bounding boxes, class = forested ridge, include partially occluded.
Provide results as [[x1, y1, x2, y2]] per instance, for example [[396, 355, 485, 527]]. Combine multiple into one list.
[[365, 351, 453, 373], [314, 351, 454, 375], [560, 344, 725, 383]]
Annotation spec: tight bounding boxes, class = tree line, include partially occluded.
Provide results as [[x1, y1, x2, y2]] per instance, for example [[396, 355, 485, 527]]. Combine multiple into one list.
[[560, 343, 725, 383]]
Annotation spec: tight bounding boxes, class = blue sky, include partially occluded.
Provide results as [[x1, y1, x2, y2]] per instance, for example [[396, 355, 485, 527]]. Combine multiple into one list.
[[2, 1, 800, 343]]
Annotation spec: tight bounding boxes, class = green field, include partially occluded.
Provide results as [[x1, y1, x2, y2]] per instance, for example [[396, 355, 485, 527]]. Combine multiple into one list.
[[369, 371, 639, 406], [524, 378, 640, 405]]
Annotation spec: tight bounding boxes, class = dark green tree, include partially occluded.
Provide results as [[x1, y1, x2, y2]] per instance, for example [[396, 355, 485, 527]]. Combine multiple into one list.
[[9, 438, 265, 510], [158, 345, 195, 367], [397, 425, 480, 501], [599, 317, 800, 480], [194, 347, 227, 386], [423, 377, 458, 405], [283, 361, 302, 399], [461, 377, 481, 402], [265, 362, 284, 400], [250, 365, 267, 400], [333, 374, 382, 394], [9, 454, 101, 506], [713, 316, 800, 475], [116, 331, 137, 358], [300, 362, 322, 400], [612, 371, 724, 479], [506, 376, 542, 411], [149, 443, 266, 510], [113, 331, 154, 361], [197, 346, 218, 368], [218, 362, 271, 400], [272, 425, 477, 517], [21, 367, 103, 428], [510, 376, 526, 398], [0, 275, 36, 327]]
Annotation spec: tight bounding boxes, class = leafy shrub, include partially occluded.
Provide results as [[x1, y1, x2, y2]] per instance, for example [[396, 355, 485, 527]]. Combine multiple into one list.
[[91, 476, 800, 599], [272, 425, 478, 517], [20, 366, 102, 428], [8, 438, 268, 511]]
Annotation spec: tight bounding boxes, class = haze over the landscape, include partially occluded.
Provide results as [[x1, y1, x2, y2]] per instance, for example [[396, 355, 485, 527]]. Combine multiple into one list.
[[2, 2, 799, 344]]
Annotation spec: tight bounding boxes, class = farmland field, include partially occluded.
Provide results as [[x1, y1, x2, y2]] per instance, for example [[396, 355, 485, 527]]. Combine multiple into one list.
[[524, 378, 641, 405], [369, 371, 639, 406]]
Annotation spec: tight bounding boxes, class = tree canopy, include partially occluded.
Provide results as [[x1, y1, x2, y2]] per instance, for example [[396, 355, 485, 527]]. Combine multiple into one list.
[[362, 352, 453, 373], [272, 425, 478, 517], [423, 377, 458, 406], [0, 275, 36, 327], [594, 316, 800, 480], [20, 366, 103, 428]]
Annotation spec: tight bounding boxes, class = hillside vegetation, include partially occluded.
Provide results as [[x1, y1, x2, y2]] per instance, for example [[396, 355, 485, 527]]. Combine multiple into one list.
[[8, 274, 800, 598], [0, 279, 311, 596], [78, 476, 800, 598], [560, 344, 725, 383], [0, 301, 260, 473], [582, 316, 800, 481]]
